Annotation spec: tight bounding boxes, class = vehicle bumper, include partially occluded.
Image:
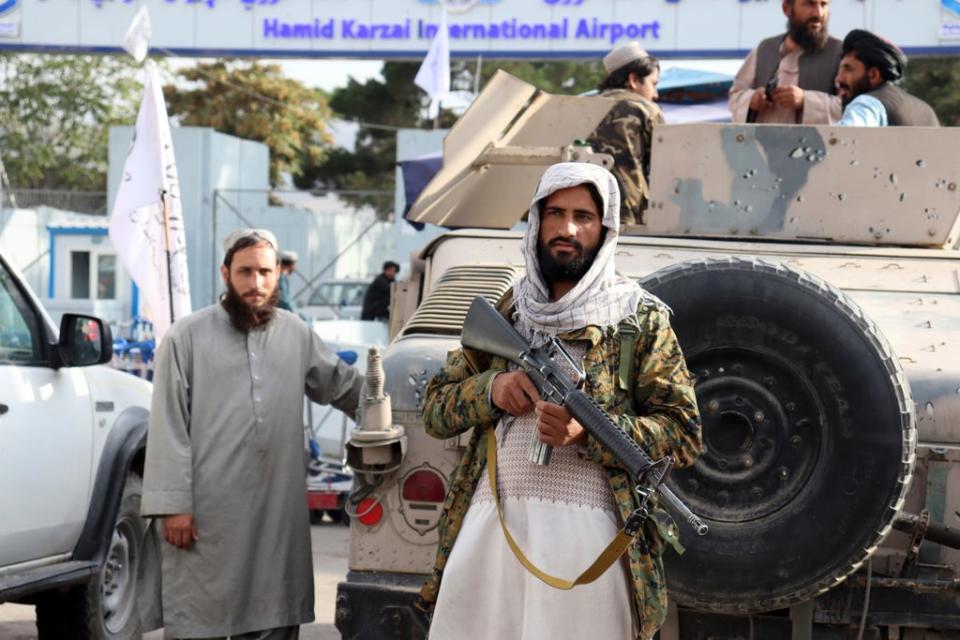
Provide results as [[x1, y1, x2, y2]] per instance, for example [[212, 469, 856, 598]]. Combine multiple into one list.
[[335, 571, 429, 640]]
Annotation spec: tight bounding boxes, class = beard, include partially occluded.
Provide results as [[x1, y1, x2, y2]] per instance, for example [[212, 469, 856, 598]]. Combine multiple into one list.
[[787, 13, 829, 52], [220, 279, 279, 332], [537, 236, 602, 286], [839, 75, 874, 107]]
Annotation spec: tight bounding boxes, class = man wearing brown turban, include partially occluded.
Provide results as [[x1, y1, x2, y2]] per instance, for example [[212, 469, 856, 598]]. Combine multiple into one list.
[[835, 29, 940, 127]]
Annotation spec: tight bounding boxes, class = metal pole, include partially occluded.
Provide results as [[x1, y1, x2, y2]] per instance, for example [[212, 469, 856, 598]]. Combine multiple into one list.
[[473, 54, 483, 95], [160, 190, 176, 325], [212, 190, 218, 305], [0, 150, 17, 209]]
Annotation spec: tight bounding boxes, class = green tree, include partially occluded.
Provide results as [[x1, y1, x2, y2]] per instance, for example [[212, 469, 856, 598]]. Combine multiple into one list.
[[294, 62, 424, 217], [453, 59, 605, 95], [164, 60, 332, 186], [902, 57, 960, 126], [0, 53, 141, 190]]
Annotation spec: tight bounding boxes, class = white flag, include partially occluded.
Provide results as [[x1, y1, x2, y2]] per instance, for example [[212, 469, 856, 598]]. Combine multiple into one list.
[[122, 6, 152, 63], [414, 7, 450, 119], [109, 61, 191, 342]]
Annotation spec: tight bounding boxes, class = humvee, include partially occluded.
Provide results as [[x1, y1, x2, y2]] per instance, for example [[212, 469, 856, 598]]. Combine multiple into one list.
[[335, 72, 960, 640]]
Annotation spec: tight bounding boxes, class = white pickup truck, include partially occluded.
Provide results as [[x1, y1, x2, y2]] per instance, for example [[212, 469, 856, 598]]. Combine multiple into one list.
[[0, 246, 160, 639]]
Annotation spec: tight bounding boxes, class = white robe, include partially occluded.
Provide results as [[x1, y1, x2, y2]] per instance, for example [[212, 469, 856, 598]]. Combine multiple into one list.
[[141, 305, 362, 637], [429, 342, 634, 639], [729, 45, 842, 124]]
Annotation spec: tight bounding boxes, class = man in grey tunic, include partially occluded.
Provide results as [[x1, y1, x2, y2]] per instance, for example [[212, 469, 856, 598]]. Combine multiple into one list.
[[142, 229, 363, 639]]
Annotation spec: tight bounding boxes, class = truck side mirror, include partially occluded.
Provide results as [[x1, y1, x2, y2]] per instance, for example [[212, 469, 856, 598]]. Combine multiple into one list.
[[57, 314, 113, 367]]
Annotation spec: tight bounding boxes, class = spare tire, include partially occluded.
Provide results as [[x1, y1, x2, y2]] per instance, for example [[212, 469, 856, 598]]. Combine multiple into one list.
[[639, 257, 916, 614]]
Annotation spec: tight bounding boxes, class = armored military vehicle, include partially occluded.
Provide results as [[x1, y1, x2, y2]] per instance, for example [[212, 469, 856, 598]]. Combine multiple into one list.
[[335, 72, 960, 640]]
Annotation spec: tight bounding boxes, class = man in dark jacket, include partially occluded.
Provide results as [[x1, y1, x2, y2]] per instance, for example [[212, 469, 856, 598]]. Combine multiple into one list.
[[835, 29, 940, 127], [361, 260, 399, 321]]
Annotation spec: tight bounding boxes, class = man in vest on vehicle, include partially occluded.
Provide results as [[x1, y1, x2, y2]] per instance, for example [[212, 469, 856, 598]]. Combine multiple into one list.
[[416, 162, 703, 639], [729, 0, 842, 124], [835, 30, 940, 127]]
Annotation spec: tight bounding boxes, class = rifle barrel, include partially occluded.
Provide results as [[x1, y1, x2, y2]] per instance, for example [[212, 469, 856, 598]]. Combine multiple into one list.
[[564, 389, 708, 536]]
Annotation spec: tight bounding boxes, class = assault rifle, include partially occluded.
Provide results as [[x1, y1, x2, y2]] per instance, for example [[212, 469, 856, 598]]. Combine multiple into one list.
[[461, 296, 708, 537]]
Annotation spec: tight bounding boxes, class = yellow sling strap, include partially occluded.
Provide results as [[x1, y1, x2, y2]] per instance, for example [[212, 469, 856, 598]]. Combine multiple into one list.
[[485, 427, 638, 590]]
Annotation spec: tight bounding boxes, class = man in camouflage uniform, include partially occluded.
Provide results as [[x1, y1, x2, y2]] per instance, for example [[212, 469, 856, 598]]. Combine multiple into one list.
[[417, 163, 702, 639], [587, 41, 665, 225]]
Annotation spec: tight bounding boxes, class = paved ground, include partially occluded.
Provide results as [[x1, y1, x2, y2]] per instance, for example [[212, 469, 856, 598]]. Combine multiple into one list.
[[0, 520, 349, 640]]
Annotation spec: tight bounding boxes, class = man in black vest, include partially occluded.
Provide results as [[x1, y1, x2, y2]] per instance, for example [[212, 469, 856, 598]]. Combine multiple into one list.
[[730, 0, 842, 124], [836, 30, 940, 127]]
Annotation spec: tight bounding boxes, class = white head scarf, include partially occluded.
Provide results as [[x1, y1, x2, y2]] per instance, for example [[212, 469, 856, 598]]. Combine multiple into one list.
[[512, 162, 649, 345]]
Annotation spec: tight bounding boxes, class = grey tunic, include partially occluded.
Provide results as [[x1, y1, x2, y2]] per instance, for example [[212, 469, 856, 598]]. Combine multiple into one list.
[[141, 304, 362, 637]]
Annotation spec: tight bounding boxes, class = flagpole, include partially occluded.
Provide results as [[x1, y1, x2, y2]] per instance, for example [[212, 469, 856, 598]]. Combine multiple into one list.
[[160, 189, 176, 325]]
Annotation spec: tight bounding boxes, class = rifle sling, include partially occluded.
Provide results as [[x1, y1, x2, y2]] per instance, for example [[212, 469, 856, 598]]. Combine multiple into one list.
[[485, 427, 637, 590]]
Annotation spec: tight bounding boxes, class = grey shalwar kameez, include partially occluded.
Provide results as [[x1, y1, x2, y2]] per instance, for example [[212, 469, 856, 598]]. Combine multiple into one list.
[[142, 305, 362, 638]]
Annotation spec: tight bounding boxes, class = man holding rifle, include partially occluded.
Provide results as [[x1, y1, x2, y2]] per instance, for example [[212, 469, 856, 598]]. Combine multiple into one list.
[[417, 163, 703, 639]]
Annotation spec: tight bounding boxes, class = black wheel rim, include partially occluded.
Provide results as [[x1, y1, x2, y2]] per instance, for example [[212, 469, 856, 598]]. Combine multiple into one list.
[[102, 515, 139, 633]]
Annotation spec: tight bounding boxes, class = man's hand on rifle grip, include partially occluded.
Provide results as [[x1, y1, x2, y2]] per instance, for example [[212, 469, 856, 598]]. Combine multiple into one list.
[[536, 401, 588, 447], [491, 371, 541, 416]]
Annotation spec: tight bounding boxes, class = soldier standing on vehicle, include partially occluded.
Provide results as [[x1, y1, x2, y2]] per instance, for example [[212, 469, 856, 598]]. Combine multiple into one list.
[[141, 228, 363, 640], [729, 0, 842, 124], [835, 30, 940, 127], [278, 249, 297, 312], [586, 42, 664, 226], [417, 163, 703, 639]]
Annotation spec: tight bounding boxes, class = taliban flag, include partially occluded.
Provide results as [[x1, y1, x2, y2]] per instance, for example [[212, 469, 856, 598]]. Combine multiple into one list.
[[109, 60, 191, 341], [414, 6, 450, 119]]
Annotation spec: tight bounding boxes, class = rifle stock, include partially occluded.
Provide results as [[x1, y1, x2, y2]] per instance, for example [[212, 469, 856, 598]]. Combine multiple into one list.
[[461, 297, 528, 364]]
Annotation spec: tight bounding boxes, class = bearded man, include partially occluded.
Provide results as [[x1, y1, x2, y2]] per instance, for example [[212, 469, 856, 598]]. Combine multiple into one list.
[[729, 0, 842, 124], [417, 163, 703, 639], [142, 228, 363, 639], [835, 29, 940, 127]]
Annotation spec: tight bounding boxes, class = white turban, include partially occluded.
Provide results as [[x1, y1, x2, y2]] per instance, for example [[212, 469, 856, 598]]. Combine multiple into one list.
[[512, 162, 650, 344]]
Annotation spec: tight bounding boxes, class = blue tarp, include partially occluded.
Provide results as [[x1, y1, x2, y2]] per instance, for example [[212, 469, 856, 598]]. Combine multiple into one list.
[[658, 67, 733, 93], [399, 154, 444, 228]]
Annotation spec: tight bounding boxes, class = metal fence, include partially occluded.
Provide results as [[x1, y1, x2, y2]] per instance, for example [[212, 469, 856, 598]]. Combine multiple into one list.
[[4, 189, 108, 215], [209, 188, 396, 313]]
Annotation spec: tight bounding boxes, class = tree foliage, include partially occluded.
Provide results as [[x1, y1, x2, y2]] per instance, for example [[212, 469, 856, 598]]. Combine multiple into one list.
[[294, 62, 423, 216], [0, 53, 141, 191], [453, 59, 605, 95], [902, 57, 960, 126], [164, 60, 332, 186]]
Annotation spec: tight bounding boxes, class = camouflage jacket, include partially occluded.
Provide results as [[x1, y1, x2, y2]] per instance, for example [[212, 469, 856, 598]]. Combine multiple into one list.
[[587, 89, 666, 225], [418, 301, 703, 640]]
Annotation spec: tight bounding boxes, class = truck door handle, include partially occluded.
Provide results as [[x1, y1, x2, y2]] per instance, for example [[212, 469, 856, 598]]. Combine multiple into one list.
[[0, 403, 8, 416]]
